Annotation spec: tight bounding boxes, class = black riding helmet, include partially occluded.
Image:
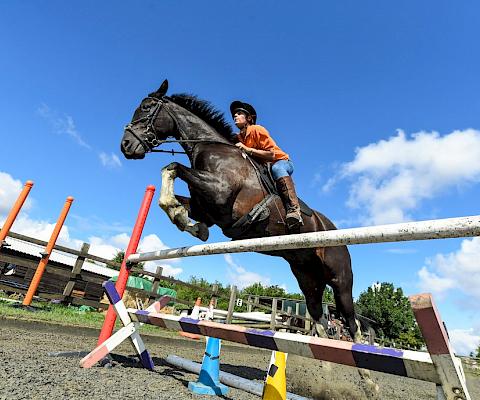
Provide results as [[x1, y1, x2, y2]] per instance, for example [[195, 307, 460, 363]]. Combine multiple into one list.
[[230, 101, 257, 124]]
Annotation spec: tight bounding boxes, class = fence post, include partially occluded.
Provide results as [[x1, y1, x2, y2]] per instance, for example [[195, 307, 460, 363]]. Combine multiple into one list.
[[148, 266, 163, 306], [246, 295, 252, 312], [0, 180, 34, 249], [62, 242, 90, 304], [23, 196, 74, 306], [286, 306, 293, 331], [211, 284, 219, 308], [226, 285, 237, 324], [270, 298, 278, 330], [305, 309, 312, 334], [295, 302, 300, 316]]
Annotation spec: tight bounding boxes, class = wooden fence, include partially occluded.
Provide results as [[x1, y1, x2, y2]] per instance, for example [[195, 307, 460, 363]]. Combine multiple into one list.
[[0, 231, 345, 336]]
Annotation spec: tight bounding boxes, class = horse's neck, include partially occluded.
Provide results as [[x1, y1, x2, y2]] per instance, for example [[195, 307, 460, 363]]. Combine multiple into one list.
[[167, 105, 228, 163], [171, 105, 228, 144]]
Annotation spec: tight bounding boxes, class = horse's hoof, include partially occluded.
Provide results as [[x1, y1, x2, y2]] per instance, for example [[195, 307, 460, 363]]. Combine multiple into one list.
[[196, 223, 209, 242]]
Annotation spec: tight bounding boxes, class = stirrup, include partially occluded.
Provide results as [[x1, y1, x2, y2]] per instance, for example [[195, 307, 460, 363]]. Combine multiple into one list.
[[286, 212, 303, 229]]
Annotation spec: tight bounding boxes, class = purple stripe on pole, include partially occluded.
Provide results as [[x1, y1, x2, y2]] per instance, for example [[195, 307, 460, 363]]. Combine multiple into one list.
[[351, 344, 408, 376], [139, 349, 155, 370], [103, 281, 121, 305], [136, 310, 149, 316], [179, 317, 202, 334], [352, 343, 404, 358], [244, 328, 278, 351]]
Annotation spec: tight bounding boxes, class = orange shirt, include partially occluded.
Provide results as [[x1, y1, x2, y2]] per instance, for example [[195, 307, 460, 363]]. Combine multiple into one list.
[[237, 125, 289, 161]]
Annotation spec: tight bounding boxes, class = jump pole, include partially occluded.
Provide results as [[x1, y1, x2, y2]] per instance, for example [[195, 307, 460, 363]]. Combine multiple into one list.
[[0, 180, 34, 249], [22, 196, 74, 306], [128, 215, 480, 262], [81, 282, 471, 399], [97, 185, 155, 345]]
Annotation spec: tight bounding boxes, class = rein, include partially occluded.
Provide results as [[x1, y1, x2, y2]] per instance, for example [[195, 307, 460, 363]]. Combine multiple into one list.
[[150, 139, 208, 155]]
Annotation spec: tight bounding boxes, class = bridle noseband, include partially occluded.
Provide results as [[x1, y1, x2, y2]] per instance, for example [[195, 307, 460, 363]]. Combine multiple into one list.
[[124, 96, 166, 153]]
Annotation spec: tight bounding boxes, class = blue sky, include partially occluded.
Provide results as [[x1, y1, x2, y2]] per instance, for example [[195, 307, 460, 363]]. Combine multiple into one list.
[[1, 1, 479, 355]]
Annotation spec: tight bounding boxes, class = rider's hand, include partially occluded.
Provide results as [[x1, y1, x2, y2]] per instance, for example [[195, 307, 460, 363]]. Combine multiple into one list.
[[235, 142, 247, 151]]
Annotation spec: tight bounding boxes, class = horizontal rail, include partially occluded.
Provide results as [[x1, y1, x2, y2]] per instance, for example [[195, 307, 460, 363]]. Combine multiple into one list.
[[129, 308, 439, 382], [128, 215, 480, 262]]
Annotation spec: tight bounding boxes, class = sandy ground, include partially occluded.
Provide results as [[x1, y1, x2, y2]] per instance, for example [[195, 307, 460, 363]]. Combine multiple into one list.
[[1, 318, 478, 400]]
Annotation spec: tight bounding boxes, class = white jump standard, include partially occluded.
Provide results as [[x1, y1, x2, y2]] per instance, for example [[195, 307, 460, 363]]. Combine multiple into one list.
[[81, 282, 471, 399]]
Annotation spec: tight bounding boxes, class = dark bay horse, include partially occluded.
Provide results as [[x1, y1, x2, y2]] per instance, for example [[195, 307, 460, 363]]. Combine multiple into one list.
[[120, 80, 361, 341]]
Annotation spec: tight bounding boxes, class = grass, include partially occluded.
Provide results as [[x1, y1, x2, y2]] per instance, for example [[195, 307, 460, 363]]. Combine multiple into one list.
[[0, 294, 180, 338]]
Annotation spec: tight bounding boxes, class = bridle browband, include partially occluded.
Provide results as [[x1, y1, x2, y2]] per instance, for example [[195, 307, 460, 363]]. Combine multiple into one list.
[[124, 96, 225, 155]]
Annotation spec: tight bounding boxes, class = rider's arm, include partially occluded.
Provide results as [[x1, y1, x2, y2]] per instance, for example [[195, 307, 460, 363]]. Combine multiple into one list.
[[247, 147, 276, 161]]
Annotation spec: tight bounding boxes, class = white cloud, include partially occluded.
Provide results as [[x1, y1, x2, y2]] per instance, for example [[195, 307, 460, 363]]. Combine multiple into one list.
[[224, 254, 272, 289], [138, 234, 182, 277], [144, 262, 182, 278], [418, 237, 480, 300], [37, 103, 91, 149], [88, 234, 127, 259], [327, 129, 480, 225], [0, 172, 33, 216], [99, 152, 122, 168], [449, 328, 480, 356], [5, 214, 79, 247], [86, 233, 182, 277]]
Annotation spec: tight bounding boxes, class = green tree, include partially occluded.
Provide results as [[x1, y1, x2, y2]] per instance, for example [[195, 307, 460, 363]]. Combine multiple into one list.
[[476, 344, 480, 358], [323, 286, 334, 304], [242, 282, 288, 298], [356, 282, 424, 349], [111, 251, 143, 277]]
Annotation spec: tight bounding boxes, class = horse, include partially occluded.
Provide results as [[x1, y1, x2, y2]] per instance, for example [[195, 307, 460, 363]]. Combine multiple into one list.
[[120, 80, 362, 342]]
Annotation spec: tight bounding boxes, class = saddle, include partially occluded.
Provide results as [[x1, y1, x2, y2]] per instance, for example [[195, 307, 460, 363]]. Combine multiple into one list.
[[223, 155, 313, 238]]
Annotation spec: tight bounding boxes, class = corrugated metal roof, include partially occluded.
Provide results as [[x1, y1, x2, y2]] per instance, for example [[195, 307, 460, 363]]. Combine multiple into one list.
[[3, 236, 119, 278]]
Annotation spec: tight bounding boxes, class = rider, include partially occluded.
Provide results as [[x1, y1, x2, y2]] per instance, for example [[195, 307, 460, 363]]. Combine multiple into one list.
[[230, 100, 303, 229]]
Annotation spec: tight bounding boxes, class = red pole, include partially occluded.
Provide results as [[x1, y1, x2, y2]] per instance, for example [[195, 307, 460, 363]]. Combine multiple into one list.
[[23, 196, 74, 306], [97, 185, 155, 345], [0, 180, 34, 248]]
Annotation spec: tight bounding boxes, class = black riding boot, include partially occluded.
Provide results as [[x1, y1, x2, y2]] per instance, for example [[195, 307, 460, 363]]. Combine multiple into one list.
[[276, 176, 303, 229]]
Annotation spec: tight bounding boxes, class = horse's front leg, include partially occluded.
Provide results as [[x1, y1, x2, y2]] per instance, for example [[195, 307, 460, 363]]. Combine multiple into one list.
[[159, 162, 210, 241]]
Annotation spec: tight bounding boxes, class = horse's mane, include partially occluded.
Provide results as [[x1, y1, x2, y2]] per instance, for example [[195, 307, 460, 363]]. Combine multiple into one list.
[[168, 93, 234, 141]]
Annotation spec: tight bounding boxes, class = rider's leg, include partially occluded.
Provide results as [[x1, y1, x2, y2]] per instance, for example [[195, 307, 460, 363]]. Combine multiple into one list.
[[273, 160, 303, 229]]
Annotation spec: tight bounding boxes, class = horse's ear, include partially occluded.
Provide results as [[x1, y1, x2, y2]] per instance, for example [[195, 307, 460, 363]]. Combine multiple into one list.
[[150, 80, 169, 99]]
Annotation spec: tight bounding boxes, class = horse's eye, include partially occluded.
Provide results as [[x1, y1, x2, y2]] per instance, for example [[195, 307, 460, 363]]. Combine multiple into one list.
[[141, 104, 151, 112]]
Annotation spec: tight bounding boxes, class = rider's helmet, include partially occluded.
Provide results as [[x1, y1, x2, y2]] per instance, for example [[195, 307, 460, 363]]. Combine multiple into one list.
[[230, 101, 257, 124]]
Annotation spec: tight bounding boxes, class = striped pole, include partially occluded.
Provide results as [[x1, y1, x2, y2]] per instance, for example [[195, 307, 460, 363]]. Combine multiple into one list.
[[97, 185, 155, 345], [22, 196, 74, 306], [0, 180, 34, 249], [128, 215, 480, 263]]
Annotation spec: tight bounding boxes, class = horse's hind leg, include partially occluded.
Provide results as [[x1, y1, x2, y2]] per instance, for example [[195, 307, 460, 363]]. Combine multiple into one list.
[[326, 248, 380, 396], [324, 247, 362, 342], [289, 262, 327, 337]]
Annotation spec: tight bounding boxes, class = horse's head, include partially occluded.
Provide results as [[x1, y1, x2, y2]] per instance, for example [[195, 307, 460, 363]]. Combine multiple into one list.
[[121, 80, 176, 159]]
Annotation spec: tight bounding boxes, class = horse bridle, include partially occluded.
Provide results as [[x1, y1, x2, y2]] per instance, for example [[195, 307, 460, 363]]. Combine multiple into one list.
[[124, 96, 213, 155]]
